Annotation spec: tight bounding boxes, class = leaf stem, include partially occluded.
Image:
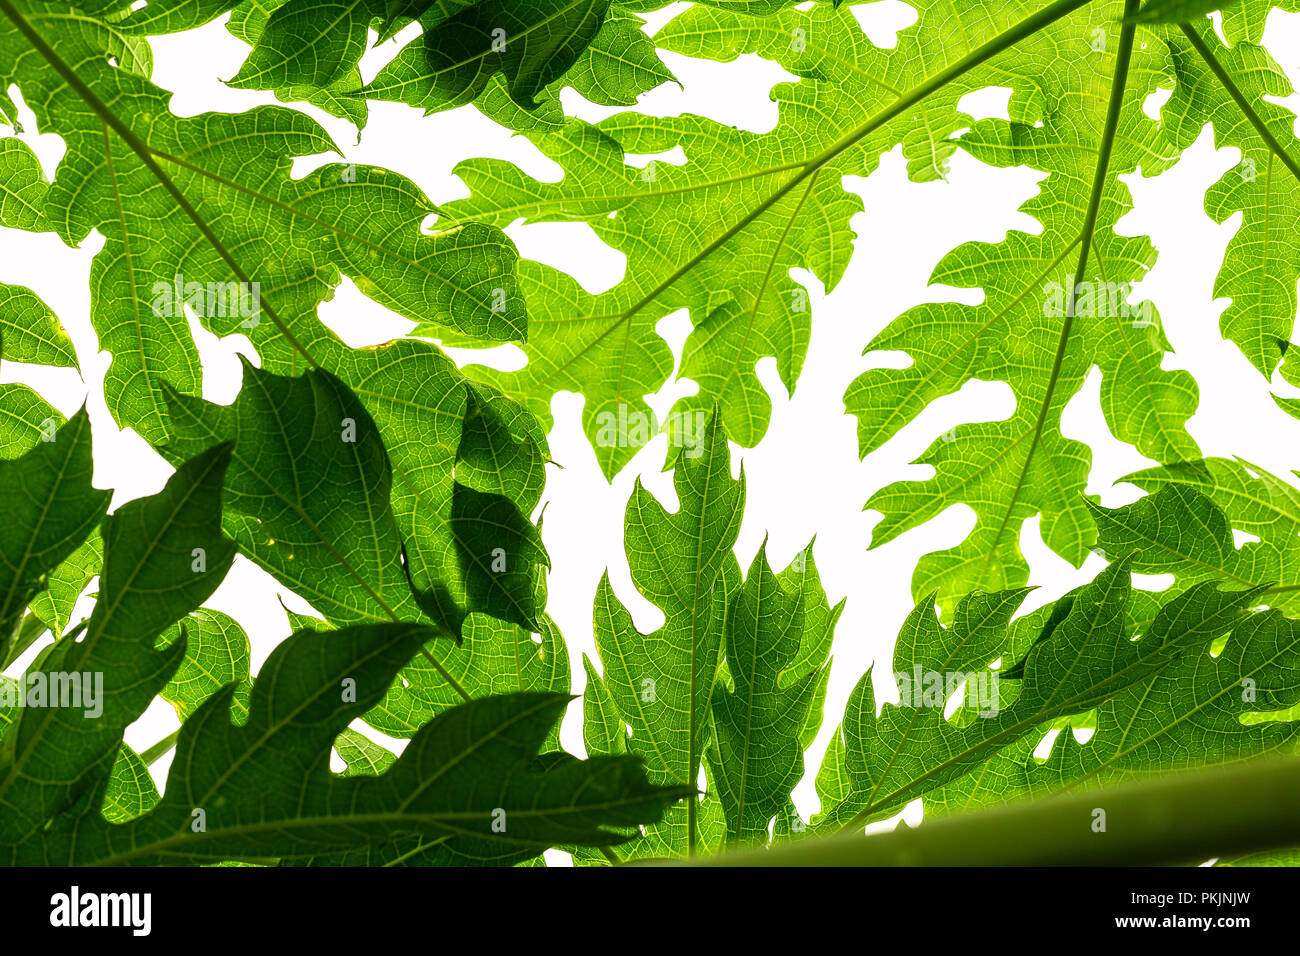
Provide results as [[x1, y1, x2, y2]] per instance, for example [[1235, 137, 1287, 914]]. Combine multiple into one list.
[[677, 755, 1300, 867], [2, 613, 47, 670], [419, 646, 471, 701], [624, 0, 1098, 323], [141, 729, 180, 766], [555, 0, 1099, 386], [977, 0, 1141, 585], [1180, 22, 1300, 182], [598, 845, 622, 866]]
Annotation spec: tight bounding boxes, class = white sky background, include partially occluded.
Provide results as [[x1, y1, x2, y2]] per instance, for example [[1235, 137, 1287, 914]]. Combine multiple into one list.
[[4, 1, 1300, 862]]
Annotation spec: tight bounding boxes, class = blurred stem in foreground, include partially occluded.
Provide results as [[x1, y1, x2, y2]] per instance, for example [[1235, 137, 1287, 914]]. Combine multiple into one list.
[[676, 756, 1300, 866]]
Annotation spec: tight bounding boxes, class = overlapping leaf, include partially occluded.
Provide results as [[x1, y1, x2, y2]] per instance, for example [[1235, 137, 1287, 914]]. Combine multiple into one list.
[[1089, 481, 1300, 619], [0, 439, 682, 864], [102, 0, 675, 133], [813, 564, 1265, 831], [924, 490, 1300, 819], [0, 410, 107, 656], [430, 0, 1188, 548], [0, 443, 236, 843], [367, 611, 570, 741], [4, 616, 686, 864], [160, 362, 545, 637], [358, 2, 676, 131], [3, 0, 1300, 870], [582, 415, 841, 859], [588, 413, 742, 856], [927, 597, 1300, 816], [1121, 457, 1300, 608], [1, 3, 526, 448], [708, 544, 837, 845], [160, 364, 431, 626], [0, 282, 78, 457]]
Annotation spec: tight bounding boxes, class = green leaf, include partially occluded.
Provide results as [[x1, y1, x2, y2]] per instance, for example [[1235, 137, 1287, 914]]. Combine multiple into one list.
[[1120, 458, 1300, 612], [0, 386, 60, 459], [814, 566, 1265, 830], [0, 282, 77, 367], [0, 10, 525, 444], [1090, 484, 1235, 577], [5, 0, 1300, 870], [323, 341, 548, 636], [581, 652, 627, 757], [333, 728, 397, 777], [847, 2, 1194, 608], [0, 137, 49, 231], [0, 284, 75, 457], [27, 3, 154, 76], [365, 612, 570, 740], [161, 361, 544, 640], [455, 384, 548, 509], [1158, 21, 1300, 381], [906, 483, 1300, 818], [0, 442, 236, 843], [1216, 0, 1300, 46], [77, 0, 234, 35], [219, 1, 669, 132], [161, 363, 427, 627], [553, 9, 675, 108], [379, 0, 612, 111], [776, 546, 840, 750], [159, 607, 252, 723], [441, 0, 1184, 504], [27, 534, 101, 638], [0, 409, 107, 656], [590, 412, 742, 856], [440, 108, 856, 476], [708, 542, 832, 846], [1087, 483, 1300, 623], [928, 593, 1300, 817], [101, 744, 160, 823], [5, 613, 686, 863], [227, 0, 379, 91]]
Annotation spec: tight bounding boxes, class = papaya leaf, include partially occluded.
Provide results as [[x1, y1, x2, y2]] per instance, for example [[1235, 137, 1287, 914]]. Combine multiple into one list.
[[0, 443, 236, 843], [0, 138, 50, 231], [1120, 458, 1300, 611], [160, 364, 429, 627], [0, 3, 525, 446], [0, 410, 107, 657], [159, 608, 252, 723], [3, 619, 687, 863], [591, 412, 742, 857], [708, 542, 833, 846], [814, 566, 1266, 830]]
